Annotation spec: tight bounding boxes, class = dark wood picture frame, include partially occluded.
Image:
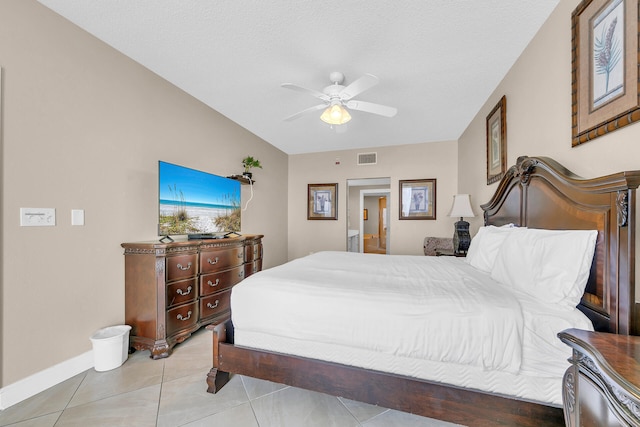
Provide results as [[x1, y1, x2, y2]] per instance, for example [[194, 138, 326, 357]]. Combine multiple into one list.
[[486, 96, 507, 185], [307, 183, 338, 220], [572, 0, 640, 146], [399, 179, 436, 220]]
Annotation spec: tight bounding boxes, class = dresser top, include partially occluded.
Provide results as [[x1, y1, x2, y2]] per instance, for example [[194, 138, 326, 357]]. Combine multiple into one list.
[[121, 234, 263, 253]]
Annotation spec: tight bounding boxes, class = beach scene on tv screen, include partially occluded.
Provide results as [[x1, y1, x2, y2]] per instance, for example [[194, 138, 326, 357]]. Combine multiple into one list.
[[159, 162, 241, 235]]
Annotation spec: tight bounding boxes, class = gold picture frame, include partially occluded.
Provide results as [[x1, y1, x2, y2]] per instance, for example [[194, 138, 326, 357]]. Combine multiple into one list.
[[572, 0, 640, 146], [363, 208, 368, 220], [307, 183, 338, 220], [486, 96, 507, 185], [399, 179, 436, 220]]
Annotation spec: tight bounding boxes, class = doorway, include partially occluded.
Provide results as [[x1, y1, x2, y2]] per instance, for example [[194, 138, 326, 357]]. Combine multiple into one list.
[[363, 195, 387, 254], [346, 178, 391, 254]]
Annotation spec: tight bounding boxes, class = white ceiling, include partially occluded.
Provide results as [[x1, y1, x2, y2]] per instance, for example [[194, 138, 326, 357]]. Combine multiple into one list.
[[37, 0, 559, 155]]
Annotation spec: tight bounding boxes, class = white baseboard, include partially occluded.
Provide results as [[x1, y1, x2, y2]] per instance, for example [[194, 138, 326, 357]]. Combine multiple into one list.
[[0, 350, 94, 410]]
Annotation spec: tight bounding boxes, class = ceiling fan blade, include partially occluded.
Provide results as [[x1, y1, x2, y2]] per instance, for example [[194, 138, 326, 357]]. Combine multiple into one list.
[[283, 103, 327, 121], [281, 83, 330, 102], [346, 100, 397, 117], [339, 74, 379, 100]]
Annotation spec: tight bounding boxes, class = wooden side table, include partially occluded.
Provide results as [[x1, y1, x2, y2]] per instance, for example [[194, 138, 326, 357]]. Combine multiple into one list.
[[558, 328, 640, 426]]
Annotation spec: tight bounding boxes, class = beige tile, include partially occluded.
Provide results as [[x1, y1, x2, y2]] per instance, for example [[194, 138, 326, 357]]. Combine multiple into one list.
[[157, 372, 249, 427], [362, 408, 465, 427], [67, 350, 164, 408], [251, 386, 359, 427], [241, 375, 288, 400], [0, 373, 84, 426], [0, 412, 61, 427], [338, 396, 389, 423], [54, 384, 160, 427], [182, 402, 259, 427], [162, 335, 212, 383]]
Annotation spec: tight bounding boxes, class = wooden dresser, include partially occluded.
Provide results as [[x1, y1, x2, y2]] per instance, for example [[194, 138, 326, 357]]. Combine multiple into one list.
[[122, 234, 263, 359], [558, 328, 640, 426]]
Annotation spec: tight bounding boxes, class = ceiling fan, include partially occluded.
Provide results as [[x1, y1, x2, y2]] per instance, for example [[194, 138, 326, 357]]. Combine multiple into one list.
[[281, 72, 398, 125]]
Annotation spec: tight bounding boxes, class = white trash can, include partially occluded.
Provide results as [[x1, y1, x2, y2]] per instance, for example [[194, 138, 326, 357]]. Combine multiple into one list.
[[90, 325, 132, 372]]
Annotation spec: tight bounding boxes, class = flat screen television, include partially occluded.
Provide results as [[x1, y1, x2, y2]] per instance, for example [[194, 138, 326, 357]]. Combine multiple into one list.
[[158, 161, 241, 238]]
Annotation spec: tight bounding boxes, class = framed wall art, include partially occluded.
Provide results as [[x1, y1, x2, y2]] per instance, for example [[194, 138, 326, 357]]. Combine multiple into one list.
[[363, 208, 368, 220], [399, 179, 436, 220], [486, 96, 507, 185], [307, 183, 338, 220], [572, 0, 640, 146]]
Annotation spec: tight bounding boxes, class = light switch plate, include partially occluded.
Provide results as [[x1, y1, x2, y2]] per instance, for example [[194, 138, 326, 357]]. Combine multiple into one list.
[[71, 209, 85, 226], [20, 208, 56, 226]]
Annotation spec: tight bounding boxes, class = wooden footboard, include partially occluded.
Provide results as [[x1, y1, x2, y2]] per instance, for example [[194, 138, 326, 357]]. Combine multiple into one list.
[[206, 319, 563, 427]]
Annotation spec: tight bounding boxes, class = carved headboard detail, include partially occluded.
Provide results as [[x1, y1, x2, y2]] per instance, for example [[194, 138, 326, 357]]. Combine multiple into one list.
[[482, 156, 640, 334]]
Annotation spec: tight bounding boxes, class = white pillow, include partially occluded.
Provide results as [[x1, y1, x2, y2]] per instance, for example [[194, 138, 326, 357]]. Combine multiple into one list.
[[465, 225, 524, 273], [490, 228, 597, 309]]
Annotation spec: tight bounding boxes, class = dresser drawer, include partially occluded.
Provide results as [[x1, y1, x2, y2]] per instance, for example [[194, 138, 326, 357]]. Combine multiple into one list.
[[200, 247, 244, 273], [200, 290, 231, 320], [244, 259, 262, 278], [166, 278, 197, 308], [166, 254, 198, 282], [166, 302, 198, 336], [200, 266, 244, 296], [245, 243, 262, 262]]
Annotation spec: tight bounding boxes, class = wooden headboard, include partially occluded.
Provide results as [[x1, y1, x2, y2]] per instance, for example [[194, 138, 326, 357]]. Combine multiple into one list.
[[482, 156, 640, 334]]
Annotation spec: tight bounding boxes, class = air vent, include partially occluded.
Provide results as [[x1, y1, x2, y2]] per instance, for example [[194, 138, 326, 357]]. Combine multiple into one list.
[[357, 152, 377, 165]]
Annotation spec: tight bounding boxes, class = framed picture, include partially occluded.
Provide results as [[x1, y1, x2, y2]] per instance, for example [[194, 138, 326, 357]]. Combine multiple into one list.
[[572, 0, 639, 146], [307, 183, 338, 220], [486, 96, 507, 185], [399, 179, 436, 220], [363, 208, 368, 220]]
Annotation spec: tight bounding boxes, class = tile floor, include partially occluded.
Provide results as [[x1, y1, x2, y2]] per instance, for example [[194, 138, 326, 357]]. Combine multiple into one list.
[[0, 328, 462, 426]]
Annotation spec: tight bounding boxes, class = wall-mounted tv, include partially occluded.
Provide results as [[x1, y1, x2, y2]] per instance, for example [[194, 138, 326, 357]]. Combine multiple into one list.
[[158, 161, 241, 238]]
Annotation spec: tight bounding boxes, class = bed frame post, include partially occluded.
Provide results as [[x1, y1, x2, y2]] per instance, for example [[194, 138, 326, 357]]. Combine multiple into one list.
[[206, 319, 231, 393], [617, 188, 637, 335]]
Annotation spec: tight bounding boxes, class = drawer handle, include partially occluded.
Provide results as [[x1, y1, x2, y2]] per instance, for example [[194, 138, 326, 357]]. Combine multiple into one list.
[[176, 286, 192, 296], [176, 262, 192, 271], [207, 300, 220, 309], [238, 270, 244, 278], [208, 278, 220, 287], [207, 257, 219, 265], [176, 311, 192, 321], [237, 253, 243, 258]]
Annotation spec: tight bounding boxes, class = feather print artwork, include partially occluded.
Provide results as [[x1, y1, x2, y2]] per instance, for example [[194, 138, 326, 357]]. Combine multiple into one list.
[[594, 16, 622, 93]]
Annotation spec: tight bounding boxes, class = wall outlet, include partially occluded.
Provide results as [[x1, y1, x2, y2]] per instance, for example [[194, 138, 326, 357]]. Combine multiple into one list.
[[20, 208, 56, 226]]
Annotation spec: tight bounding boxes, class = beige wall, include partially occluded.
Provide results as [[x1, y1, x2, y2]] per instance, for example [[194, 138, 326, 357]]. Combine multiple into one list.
[[459, 0, 640, 228], [287, 141, 458, 260], [0, 0, 288, 387], [458, 0, 640, 299]]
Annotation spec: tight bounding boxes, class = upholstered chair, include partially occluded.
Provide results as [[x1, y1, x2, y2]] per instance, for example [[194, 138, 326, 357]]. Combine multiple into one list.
[[423, 237, 453, 256]]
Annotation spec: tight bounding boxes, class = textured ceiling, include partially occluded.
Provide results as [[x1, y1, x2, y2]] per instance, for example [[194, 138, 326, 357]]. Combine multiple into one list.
[[37, 0, 559, 155]]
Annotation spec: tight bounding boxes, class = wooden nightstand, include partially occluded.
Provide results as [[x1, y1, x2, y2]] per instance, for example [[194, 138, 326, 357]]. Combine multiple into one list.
[[558, 328, 640, 426], [435, 249, 466, 257]]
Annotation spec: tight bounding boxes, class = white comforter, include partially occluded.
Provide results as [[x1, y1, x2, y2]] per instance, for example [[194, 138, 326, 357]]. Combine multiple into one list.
[[231, 251, 525, 373]]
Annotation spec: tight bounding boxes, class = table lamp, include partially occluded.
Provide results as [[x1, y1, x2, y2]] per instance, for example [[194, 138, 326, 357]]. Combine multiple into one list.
[[449, 194, 475, 254]]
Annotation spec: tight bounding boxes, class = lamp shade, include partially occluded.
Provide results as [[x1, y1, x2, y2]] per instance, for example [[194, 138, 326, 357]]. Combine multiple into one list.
[[448, 194, 475, 218], [320, 102, 351, 125]]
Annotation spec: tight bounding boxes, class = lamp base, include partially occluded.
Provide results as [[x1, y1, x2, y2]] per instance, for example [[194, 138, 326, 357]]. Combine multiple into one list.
[[453, 219, 471, 255]]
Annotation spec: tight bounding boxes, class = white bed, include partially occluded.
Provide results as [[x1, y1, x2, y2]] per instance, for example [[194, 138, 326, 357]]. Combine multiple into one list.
[[207, 156, 640, 426], [231, 244, 594, 406]]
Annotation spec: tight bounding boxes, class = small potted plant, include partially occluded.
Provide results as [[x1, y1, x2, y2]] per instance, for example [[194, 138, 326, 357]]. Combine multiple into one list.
[[241, 156, 262, 179]]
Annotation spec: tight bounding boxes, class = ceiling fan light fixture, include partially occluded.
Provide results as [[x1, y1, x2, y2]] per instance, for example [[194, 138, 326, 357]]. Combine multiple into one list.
[[320, 102, 351, 125]]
